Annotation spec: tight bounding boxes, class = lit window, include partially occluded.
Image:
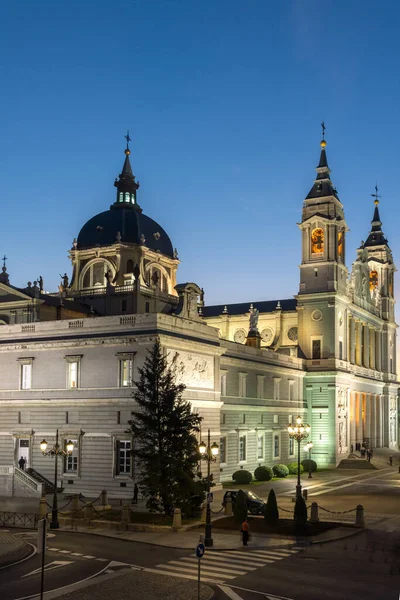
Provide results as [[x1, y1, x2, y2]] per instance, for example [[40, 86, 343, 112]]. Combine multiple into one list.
[[21, 364, 32, 390], [257, 435, 264, 460], [239, 435, 246, 461], [119, 359, 133, 387], [117, 440, 131, 475], [68, 362, 78, 388], [289, 436, 294, 456], [369, 270, 378, 291], [125, 192, 130, 203], [65, 439, 78, 472], [311, 228, 324, 254]]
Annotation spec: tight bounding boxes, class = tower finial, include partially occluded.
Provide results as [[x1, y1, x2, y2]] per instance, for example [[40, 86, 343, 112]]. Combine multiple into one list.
[[2, 255, 7, 269], [371, 183, 381, 206], [320, 121, 326, 148], [124, 130, 132, 155]]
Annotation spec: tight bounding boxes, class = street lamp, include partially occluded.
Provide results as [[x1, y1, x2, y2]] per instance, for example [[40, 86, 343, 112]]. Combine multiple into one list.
[[198, 429, 218, 547], [40, 429, 74, 529], [305, 441, 313, 478], [288, 416, 311, 499]]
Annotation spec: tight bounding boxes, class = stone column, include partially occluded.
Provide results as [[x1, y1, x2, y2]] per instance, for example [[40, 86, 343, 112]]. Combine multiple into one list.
[[369, 328, 375, 370], [350, 391, 356, 448], [365, 393, 371, 442], [355, 321, 362, 366], [375, 395, 381, 447], [349, 316, 355, 364], [375, 331, 381, 371], [371, 394, 377, 448], [363, 325, 369, 368], [356, 392, 363, 444]]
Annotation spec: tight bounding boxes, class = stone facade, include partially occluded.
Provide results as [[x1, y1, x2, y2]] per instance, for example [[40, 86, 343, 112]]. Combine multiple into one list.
[[0, 136, 398, 498]]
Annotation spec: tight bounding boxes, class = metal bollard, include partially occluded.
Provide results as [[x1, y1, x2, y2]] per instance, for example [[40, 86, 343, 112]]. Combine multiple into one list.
[[302, 489, 308, 501], [101, 490, 108, 507], [355, 504, 365, 527], [224, 497, 233, 517], [39, 496, 48, 519], [84, 502, 95, 520], [172, 508, 182, 529], [310, 502, 319, 523], [121, 504, 131, 524], [71, 494, 80, 512]]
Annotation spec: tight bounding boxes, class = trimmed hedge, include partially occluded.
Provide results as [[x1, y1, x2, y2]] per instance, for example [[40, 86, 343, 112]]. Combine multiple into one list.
[[232, 469, 253, 484], [294, 495, 308, 524], [301, 459, 318, 473], [272, 464, 289, 478], [287, 462, 304, 475], [254, 466, 273, 481], [264, 489, 279, 525]]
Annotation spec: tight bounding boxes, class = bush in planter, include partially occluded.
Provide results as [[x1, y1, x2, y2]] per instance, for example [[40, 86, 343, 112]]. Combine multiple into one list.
[[293, 495, 308, 525], [264, 489, 279, 526], [272, 464, 289, 478], [232, 470, 253, 484], [233, 489, 248, 523], [254, 466, 273, 481], [287, 462, 304, 475], [301, 459, 317, 473]]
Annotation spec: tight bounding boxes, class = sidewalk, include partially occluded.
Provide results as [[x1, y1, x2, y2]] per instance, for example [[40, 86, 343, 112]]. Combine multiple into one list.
[[0, 531, 32, 567], [58, 520, 362, 550]]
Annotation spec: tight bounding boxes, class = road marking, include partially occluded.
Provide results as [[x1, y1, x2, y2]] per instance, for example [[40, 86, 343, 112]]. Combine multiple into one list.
[[22, 560, 73, 578], [71, 552, 83, 556], [58, 549, 71, 554], [167, 560, 245, 576], [219, 585, 245, 599], [83, 555, 96, 559], [220, 583, 295, 599], [96, 557, 109, 562], [179, 557, 251, 572], [47, 547, 60, 551], [145, 567, 224, 584]]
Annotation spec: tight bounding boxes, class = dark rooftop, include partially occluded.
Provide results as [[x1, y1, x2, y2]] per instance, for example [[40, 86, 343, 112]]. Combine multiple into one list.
[[202, 298, 297, 318]]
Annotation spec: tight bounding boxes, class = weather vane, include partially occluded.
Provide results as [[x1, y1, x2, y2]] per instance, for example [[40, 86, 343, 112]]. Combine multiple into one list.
[[371, 183, 381, 204], [321, 121, 326, 140], [2, 255, 7, 269], [124, 130, 132, 151]]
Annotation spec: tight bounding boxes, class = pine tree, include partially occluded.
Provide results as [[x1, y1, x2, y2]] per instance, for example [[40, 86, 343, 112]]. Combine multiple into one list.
[[264, 489, 279, 526], [128, 340, 205, 516]]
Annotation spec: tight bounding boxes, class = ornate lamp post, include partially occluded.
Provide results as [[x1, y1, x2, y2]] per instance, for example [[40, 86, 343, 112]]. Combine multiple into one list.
[[40, 430, 74, 529], [288, 416, 311, 499], [305, 441, 313, 478], [199, 429, 219, 547]]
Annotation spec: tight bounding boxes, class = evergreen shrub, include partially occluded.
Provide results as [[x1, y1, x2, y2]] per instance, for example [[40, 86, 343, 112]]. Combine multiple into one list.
[[272, 464, 289, 478], [254, 466, 273, 481], [294, 495, 308, 525], [301, 459, 317, 472], [264, 489, 279, 525], [232, 470, 253, 484], [287, 462, 304, 475]]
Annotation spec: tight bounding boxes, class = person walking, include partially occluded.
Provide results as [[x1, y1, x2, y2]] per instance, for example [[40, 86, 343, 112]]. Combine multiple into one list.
[[241, 518, 250, 546], [18, 456, 26, 470], [132, 483, 139, 505]]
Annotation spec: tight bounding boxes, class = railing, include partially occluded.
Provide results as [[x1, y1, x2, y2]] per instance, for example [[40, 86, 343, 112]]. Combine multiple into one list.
[[119, 316, 136, 325], [68, 320, 84, 328], [14, 467, 43, 495], [0, 512, 39, 528], [21, 324, 35, 333]]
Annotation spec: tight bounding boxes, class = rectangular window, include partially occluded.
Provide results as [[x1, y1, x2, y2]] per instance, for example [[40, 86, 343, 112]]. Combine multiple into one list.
[[289, 436, 294, 456], [21, 364, 32, 390], [68, 361, 78, 388], [65, 439, 78, 473], [119, 359, 133, 387], [274, 434, 280, 458], [312, 339, 321, 359], [220, 436, 227, 463], [239, 373, 247, 398], [239, 435, 246, 461], [257, 434, 264, 460], [273, 414, 279, 424], [289, 382, 294, 401], [222, 413, 226, 425], [257, 376, 265, 399], [288, 414, 293, 424], [241, 413, 246, 424], [116, 440, 131, 475], [339, 340, 343, 360]]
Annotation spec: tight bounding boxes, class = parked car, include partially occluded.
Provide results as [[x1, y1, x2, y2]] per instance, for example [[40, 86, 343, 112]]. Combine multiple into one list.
[[222, 490, 266, 515]]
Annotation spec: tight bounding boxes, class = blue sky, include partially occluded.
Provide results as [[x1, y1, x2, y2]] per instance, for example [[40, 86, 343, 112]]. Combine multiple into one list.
[[1, 1, 400, 305]]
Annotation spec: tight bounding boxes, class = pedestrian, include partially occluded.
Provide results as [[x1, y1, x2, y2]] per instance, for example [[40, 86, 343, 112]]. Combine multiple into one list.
[[370, 448, 373, 459], [350, 443, 354, 454], [18, 456, 26, 470], [241, 518, 250, 546], [132, 483, 139, 505], [389, 456, 393, 466]]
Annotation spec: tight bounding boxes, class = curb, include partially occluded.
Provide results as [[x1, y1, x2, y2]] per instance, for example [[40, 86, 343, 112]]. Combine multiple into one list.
[[0, 540, 33, 569], [310, 526, 366, 545]]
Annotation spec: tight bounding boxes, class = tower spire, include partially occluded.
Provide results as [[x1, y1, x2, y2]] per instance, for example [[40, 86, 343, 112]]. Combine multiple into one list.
[[364, 184, 387, 247], [305, 124, 339, 200], [112, 131, 140, 210]]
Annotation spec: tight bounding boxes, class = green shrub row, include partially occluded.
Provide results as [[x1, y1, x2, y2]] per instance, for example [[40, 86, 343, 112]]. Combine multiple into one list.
[[232, 459, 318, 484]]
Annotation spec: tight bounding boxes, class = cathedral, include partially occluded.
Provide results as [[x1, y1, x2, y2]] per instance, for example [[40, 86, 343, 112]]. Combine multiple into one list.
[[0, 133, 398, 498]]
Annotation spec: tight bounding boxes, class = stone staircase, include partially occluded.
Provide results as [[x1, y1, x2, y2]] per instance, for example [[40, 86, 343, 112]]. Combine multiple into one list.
[[26, 468, 56, 493], [337, 456, 376, 469]]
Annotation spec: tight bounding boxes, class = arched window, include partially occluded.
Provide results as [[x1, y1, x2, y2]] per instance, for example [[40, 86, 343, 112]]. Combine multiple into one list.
[[311, 228, 324, 254], [125, 192, 130, 203], [369, 270, 378, 291], [81, 261, 110, 288], [126, 259, 134, 273], [337, 231, 344, 259]]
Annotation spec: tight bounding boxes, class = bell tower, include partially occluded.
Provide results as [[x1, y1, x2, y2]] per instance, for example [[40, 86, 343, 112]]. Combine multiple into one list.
[[298, 127, 349, 295]]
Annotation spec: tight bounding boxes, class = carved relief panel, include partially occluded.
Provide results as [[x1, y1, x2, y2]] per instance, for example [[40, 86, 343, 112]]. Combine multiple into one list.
[[167, 349, 214, 390], [337, 387, 349, 453]]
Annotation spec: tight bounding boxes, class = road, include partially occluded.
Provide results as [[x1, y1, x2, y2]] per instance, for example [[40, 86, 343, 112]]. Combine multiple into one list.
[[1, 528, 399, 600]]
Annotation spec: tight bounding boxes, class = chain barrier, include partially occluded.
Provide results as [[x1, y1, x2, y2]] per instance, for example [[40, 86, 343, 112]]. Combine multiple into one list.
[[58, 497, 74, 511], [277, 505, 293, 514], [318, 506, 357, 515], [210, 506, 224, 515]]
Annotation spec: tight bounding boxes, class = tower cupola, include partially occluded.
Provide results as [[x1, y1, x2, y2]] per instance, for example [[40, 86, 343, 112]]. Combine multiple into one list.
[[363, 185, 388, 248], [113, 131, 140, 210]]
